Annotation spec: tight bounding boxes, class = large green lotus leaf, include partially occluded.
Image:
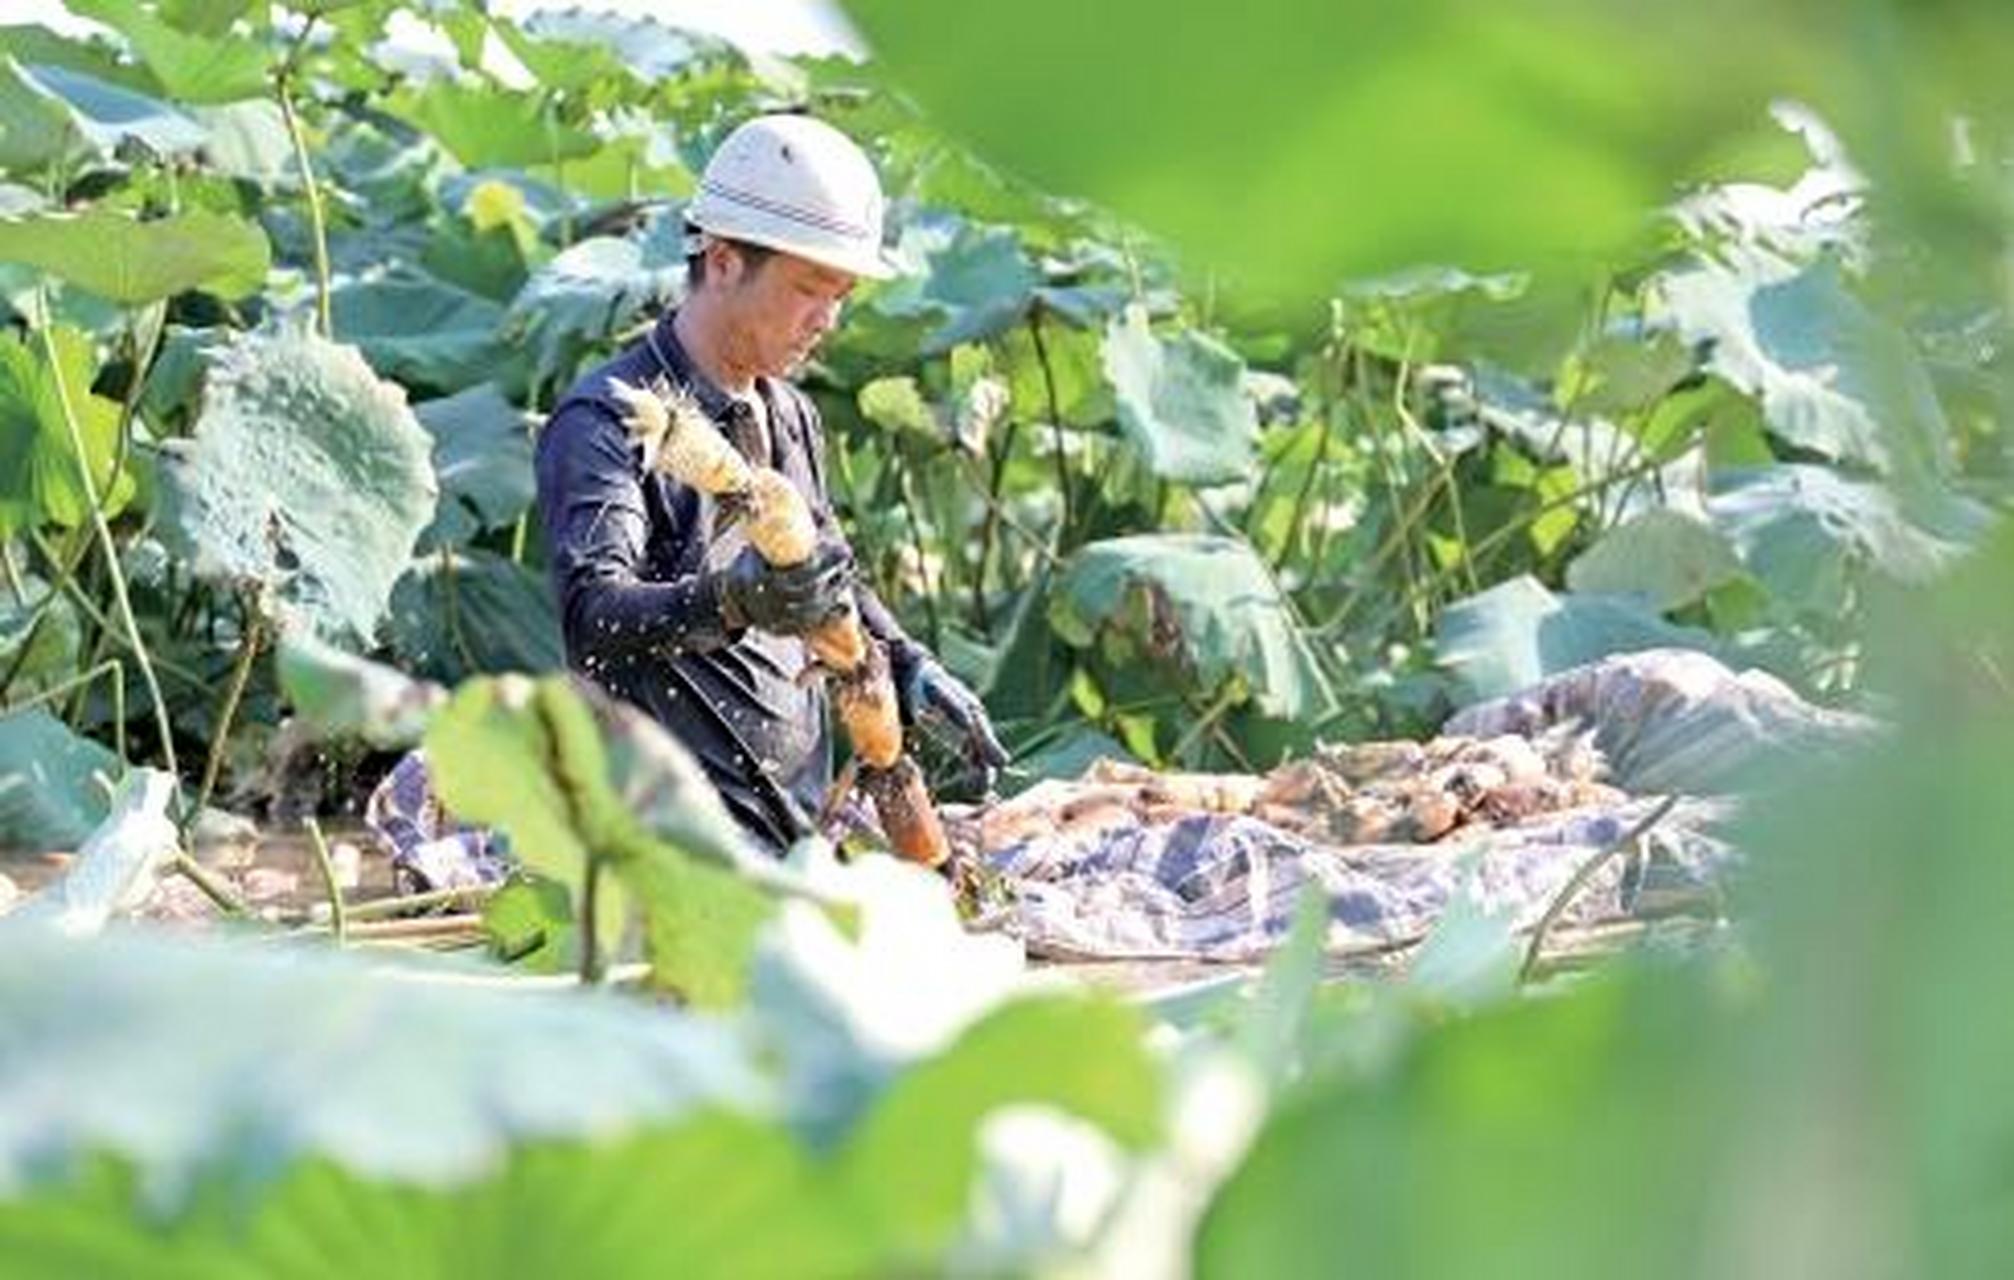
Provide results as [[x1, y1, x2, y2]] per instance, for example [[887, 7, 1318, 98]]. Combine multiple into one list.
[[871, 210, 1038, 352], [843, 0, 1831, 298], [0, 1111, 872, 1279], [64, 0, 269, 104], [834, 994, 1162, 1261], [0, 23, 162, 94], [1650, 247, 1951, 478], [1051, 534, 1334, 719], [1565, 508, 1745, 611], [153, 0, 261, 38], [1101, 305, 1257, 487], [1707, 463, 1974, 617], [0, 207, 269, 304], [0, 57, 203, 172], [425, 675, 784, 1007], [161, 327, 437, 645], [504, 216, 685, 389], [0, 324, 132, 539], [412, 382, 537, 550], [0, 924, 763, 1202], [1197, 966, 1730, 1280], [387, 548, 565, 681], [329, 268, 506, 395], [0, 708, 121, 852], [388, 79, 600, 169], [515, 9, 716, 84], [492, 14, 638, 96], [1434, 574, 1720, 703]]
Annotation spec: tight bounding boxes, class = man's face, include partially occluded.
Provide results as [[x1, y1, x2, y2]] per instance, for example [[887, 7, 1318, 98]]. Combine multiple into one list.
[[713, 244, 858, 378]]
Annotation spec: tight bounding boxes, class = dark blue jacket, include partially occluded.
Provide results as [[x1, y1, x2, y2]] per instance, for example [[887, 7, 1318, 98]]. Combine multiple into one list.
[[534, 313, 916, 851]]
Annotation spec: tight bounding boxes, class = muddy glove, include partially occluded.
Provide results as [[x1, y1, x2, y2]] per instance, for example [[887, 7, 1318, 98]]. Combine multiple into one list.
[[715, 538, 855, 636], [893, 646, 1010, 786]]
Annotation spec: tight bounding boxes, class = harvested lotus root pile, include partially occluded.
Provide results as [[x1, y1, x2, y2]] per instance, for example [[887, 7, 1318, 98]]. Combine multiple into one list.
[[952, 725, 1622, 856]]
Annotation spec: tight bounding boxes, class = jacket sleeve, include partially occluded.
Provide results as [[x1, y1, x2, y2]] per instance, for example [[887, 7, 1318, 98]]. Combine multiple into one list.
[[535, 397, 738, 664]]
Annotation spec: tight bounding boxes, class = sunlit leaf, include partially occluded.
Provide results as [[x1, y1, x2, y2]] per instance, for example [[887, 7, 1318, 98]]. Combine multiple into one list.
[[425, 675, 786, 1007], [0, 324, 132, 538], [1708, 464, 1979, 617], [5, 768, 177, 936], [0, 207, 269, 304], [389, 78, 599, 169], [66, 0, 270, 105], [836, 995, 1162, 1260], [0, 923, 763, 1200]]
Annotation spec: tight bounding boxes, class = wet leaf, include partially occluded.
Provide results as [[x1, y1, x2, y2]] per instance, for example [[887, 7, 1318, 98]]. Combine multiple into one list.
[[66, 0, 270, 104]]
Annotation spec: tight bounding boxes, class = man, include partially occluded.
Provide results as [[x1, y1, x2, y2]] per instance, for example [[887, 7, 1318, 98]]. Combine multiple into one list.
[[534, 114, 1007, 853]]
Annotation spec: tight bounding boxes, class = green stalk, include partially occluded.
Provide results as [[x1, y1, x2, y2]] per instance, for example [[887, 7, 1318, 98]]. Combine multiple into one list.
[[0, 528, 88, 702], [1169, 679, 1242, 767], [33, 292, 179, 783], [1391, 354, 1481, 595], [275, 69, 331, 339], [1519, 795, 1679, 983], [577, 855, 603, 984], [547, 98, 575, 247], [25, 529, 206, 689], [1027, 308, 1074, 551], [174, 852, 250, 918], [334, 883, 496, 923], [894, 453, 943, 652], [189, 606, 265, 826], [305, 815, 348, 945], [0, 541, 23, 606]]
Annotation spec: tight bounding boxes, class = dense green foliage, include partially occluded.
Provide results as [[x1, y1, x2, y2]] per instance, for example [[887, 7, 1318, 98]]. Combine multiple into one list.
[[0, 0, 2010, 1274]]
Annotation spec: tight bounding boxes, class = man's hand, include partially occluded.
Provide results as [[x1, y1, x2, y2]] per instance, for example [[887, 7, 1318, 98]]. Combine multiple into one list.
[[715, 538, 855, 636], [894, 648, 1010, 787]]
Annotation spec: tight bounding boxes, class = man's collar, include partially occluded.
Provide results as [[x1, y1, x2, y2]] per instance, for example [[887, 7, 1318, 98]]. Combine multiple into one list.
[[649, 310, 744, 421]]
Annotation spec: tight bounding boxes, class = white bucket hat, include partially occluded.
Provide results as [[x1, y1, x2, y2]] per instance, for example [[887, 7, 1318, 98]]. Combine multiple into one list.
[[686, 114, 896, 281]]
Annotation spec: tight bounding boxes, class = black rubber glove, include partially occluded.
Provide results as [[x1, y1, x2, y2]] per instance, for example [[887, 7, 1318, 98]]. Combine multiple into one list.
[[715, 539, 855, 636], [893, 646, 1010, 786]]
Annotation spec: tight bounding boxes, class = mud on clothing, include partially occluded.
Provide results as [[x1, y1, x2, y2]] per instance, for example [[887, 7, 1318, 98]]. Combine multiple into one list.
[[534, 312, 917, 851]]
